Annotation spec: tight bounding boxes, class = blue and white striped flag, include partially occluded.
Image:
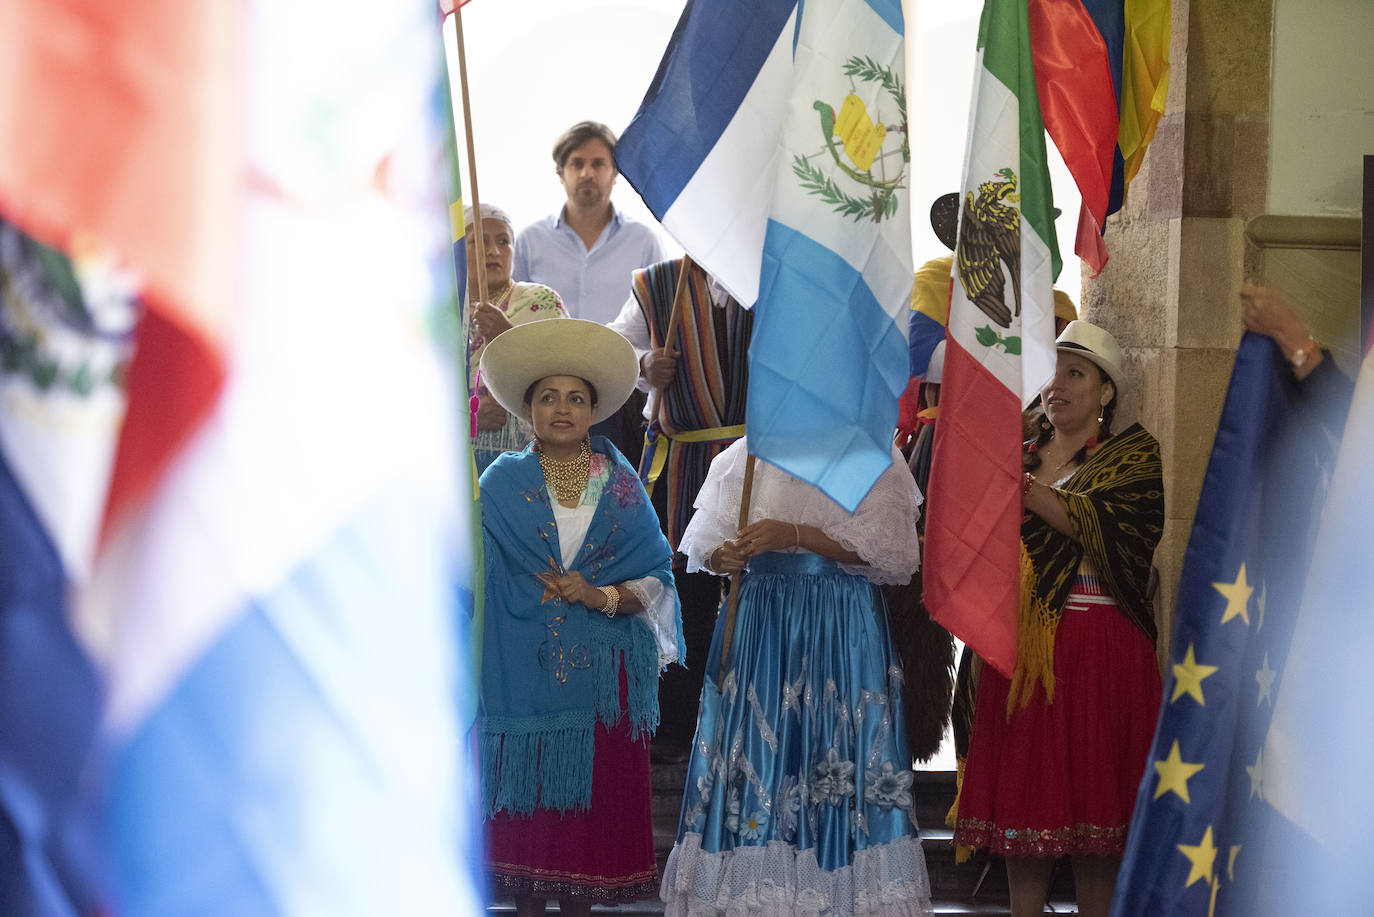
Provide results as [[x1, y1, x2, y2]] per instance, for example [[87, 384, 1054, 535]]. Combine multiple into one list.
[[618, 0, 912, 510]]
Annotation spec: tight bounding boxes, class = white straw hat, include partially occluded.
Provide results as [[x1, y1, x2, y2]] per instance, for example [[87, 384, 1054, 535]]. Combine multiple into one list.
[[1055, 320, 1125, 387], [925, 340, 947, 385], [478, 319, 638, 425]]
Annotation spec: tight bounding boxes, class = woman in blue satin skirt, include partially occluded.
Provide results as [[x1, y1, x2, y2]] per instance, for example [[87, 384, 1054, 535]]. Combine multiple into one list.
[[661, 438, 934, 917]]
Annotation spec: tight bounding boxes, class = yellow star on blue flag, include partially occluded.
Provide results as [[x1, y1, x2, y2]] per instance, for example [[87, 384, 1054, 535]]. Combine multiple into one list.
[[1154, 740, 1206, 803], [1178, 825, 1217, 889], [1170, 643, 1219, 706], [1213, 563, 1253, 626], [1255, 653, 1276, 707]]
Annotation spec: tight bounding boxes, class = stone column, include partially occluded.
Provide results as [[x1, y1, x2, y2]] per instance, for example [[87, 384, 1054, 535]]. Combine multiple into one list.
[[1077, 0, 1274, 658]]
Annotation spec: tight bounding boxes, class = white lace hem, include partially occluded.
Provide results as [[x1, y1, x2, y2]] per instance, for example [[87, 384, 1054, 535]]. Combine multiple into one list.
[[661, 833, 933, 917]]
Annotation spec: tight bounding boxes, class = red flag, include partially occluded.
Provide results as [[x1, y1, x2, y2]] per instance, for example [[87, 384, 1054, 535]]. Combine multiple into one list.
[[1029, 0, 1170, 275], [0, 0, 236, 537]]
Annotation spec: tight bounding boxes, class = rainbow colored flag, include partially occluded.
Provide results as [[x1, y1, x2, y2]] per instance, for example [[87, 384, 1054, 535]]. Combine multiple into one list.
[[1029, 0, 1170, 273]]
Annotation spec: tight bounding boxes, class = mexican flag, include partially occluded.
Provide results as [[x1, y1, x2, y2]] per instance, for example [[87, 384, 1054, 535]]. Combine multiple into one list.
[[923, 0, 1059, 678]]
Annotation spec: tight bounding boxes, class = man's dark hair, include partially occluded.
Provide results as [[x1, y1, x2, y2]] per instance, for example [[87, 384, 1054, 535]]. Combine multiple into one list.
[[553, 121, 618, 173]]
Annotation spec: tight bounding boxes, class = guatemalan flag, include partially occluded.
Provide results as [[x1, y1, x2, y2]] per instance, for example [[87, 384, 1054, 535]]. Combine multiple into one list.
[[0, 1, 482, 914], [923, 0, 1061, 678], [617, 0, 913, 511]]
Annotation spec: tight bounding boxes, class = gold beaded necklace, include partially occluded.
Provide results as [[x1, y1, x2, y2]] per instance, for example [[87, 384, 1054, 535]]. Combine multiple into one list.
[[538, 438, 591, 506]]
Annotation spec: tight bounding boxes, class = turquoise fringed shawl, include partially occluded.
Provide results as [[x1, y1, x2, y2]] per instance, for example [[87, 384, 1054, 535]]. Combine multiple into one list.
[[478, 437, 678, 816]]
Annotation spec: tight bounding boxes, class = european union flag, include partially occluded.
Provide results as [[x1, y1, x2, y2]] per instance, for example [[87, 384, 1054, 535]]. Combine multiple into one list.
[[1111, 334, 1351, 916]]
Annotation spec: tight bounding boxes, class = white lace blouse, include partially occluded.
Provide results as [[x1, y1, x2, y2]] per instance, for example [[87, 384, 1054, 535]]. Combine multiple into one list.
[[677, 437, 922, 586]]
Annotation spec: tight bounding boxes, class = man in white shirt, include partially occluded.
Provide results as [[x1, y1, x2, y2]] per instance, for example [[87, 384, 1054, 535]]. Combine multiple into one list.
[[513, 121, 665, 463]]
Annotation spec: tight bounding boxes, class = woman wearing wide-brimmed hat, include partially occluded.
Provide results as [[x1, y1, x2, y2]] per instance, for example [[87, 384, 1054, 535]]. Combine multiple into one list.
[[477, 319, 682, 916], [952, 321, 1165, 917]]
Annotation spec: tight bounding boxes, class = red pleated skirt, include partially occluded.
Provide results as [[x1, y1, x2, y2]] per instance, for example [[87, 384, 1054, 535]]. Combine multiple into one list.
[[953, 578, 1161, 858], [486, 669, 658, 904]]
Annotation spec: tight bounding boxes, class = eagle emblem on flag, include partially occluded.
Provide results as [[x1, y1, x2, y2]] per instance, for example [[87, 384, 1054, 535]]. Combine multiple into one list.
[[957, 167, 1022, 336]]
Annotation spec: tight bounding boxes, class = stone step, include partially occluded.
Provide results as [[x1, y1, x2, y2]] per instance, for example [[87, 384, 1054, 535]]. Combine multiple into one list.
[[487, 898, 1079, 915]]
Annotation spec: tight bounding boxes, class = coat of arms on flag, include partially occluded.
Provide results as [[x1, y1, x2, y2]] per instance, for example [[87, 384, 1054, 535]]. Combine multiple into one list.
[[794, 55, 908, 224], [618, 0, 914, 512], [923, 0, 1060, 678]]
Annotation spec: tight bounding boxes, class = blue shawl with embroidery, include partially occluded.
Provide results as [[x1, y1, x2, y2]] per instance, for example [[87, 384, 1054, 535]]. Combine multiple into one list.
[[479, 437, 678, 816]]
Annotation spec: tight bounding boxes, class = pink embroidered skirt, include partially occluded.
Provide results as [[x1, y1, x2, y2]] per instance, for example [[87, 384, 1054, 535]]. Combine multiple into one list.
[[487, 679, 657, 902], [952, 577, 1161, 858]]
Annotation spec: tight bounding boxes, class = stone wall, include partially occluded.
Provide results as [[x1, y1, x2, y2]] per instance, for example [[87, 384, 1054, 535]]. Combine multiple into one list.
[[1078, 0, 1275, 659]]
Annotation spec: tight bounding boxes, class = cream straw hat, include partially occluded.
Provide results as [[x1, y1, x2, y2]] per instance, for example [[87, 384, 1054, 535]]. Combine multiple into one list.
[[478, 318, 638, 425]]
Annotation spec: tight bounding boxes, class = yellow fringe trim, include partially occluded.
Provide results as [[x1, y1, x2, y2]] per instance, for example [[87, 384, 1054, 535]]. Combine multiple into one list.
[[944, 757, 963, 828], [945, 756, 975, 864], [1006, 545, 1059, 718]]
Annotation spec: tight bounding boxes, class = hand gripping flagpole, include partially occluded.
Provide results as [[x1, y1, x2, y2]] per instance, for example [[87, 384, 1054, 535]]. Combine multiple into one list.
[[717, 452, 756, 689], [648, 253, 695, 425], [640, 253, 694, 492]]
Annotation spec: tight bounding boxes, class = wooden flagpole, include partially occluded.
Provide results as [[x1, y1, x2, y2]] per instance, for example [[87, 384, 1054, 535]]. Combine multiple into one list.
[[453, 4, 489, 323], [648, 253, 695, 425], [717, 452, 756, 688], [450, 2, 489, 689]]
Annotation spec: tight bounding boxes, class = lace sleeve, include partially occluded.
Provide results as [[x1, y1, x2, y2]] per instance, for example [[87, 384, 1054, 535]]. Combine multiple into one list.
[[623, 576, 680, 668], [677, 440, 749, 572], [821, 451, 922, 585]]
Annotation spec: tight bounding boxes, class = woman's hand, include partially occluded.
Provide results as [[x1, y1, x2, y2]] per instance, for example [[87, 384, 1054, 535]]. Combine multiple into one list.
[[476, 389, 509, 432], [710, 540, 749, 576], [1240, 281, 1321, 378], [551, 570, 607, 609], [1022, 473, 1077, 538], [472, 301, 514, 343], [735, 519, 802, 557]]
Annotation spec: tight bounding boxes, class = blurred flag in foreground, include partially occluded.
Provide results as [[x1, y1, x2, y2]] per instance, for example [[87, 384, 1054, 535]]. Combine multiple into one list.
[[0, 1, 481, 914], [618, 0, 913, 511], [1112, 335, 1357, 916], [923, 0, 1060, 678], [1262, 343, 1374, 914]]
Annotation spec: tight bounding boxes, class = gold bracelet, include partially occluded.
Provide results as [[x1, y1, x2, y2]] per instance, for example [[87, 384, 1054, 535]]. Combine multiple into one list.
[[792, 523, 801, 548], [599, 584, 620, 618]]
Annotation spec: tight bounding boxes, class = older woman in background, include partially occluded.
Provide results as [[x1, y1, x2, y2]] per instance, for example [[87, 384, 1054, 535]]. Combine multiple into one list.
[[465, 203, 567, 472]]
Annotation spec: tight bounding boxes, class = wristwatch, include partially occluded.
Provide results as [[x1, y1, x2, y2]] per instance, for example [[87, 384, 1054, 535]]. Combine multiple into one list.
[[1290, 337, 1317, 371]]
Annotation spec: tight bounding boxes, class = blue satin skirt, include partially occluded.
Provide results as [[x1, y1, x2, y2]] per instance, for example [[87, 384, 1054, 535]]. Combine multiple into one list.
[[661, 552, 932, 916]]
